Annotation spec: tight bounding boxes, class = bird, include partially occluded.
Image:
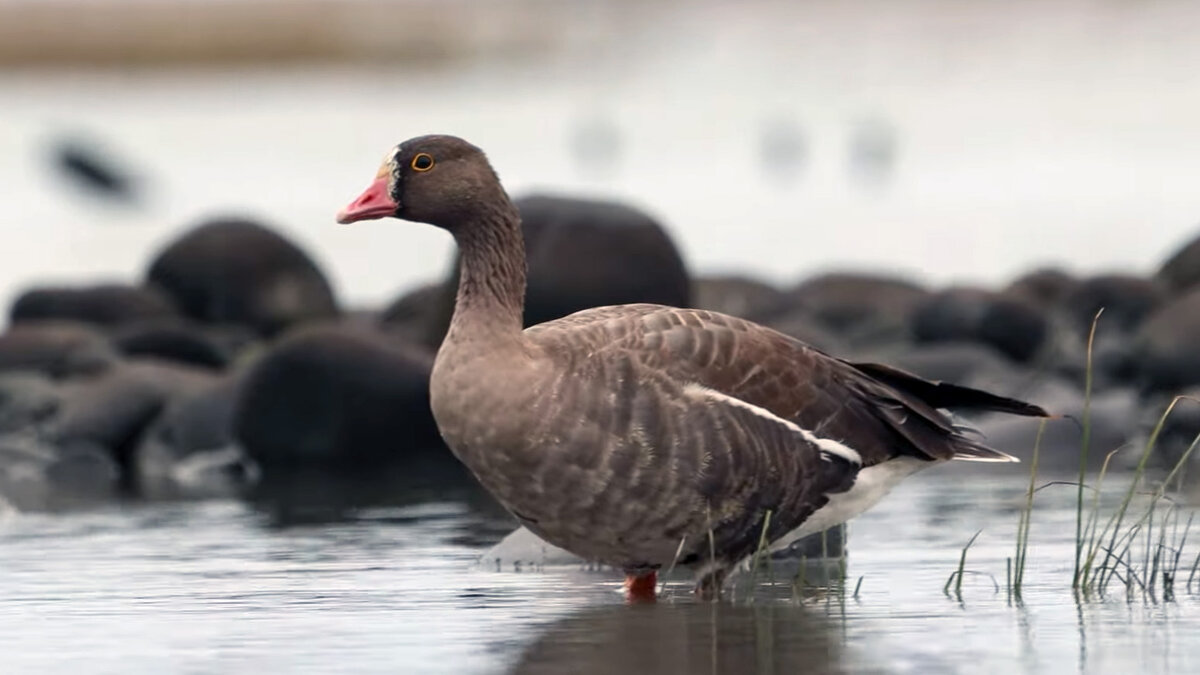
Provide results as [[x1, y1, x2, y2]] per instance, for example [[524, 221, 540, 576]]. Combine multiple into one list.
[[336, 134, 1048, 601]]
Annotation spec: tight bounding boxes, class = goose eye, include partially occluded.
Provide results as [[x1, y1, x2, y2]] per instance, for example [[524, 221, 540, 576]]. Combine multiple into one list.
[[411, 153, 435, 171]]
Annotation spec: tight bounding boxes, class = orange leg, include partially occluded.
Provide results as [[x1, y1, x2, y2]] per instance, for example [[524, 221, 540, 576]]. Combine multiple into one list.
[[624, 570, 658, 603]]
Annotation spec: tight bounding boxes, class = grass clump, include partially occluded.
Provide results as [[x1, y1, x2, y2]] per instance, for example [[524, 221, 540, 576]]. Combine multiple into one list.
[[994, 309, 1200, 604]]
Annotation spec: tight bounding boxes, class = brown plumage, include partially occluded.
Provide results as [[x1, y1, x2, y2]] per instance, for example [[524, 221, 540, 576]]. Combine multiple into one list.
[[338, 134, 1049, 599]]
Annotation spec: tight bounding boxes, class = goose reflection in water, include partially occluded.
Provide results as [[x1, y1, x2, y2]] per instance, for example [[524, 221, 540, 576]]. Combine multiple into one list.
[[510, 601, 866, 675]]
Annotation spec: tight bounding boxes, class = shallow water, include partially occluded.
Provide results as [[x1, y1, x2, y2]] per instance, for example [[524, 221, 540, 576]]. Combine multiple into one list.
[[2, 469, 1197, 674]]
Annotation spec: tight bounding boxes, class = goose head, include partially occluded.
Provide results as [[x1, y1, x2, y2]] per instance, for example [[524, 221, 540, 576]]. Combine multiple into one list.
[[336, 134, 505, 229]]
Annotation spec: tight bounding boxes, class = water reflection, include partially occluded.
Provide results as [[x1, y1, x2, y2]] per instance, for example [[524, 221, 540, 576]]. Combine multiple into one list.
[[511, 602, 850, 675], [243, 448, 512, 538]]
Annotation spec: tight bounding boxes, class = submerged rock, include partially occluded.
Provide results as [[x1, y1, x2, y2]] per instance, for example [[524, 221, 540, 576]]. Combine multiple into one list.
[[0, 436, 119, 511]]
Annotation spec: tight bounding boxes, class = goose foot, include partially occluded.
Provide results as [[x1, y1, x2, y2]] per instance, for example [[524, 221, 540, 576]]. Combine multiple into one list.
[[623, 571, 658, 603], [693, 568, 726, 601]]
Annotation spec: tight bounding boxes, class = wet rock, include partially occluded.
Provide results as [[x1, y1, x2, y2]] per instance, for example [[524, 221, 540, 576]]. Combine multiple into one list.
[[911, 287, 1049, 363], [1134, 287, 1200, 393], [233, 324, 442, 467], [0, 373, 60, 433], [134, 373, 257, 500], [429, 194, 690, 345], [691, 275, 788, 321], [146, 215, 338, 336], [0, 436, 119, 511], [0, 360, 250, 501], [0, 322, 118, 379], [10, 283, 178, 328], [44, 361, 217, 476]]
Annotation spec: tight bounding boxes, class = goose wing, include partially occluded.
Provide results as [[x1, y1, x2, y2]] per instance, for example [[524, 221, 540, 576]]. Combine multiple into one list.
[[528, 304, 1045, 467]]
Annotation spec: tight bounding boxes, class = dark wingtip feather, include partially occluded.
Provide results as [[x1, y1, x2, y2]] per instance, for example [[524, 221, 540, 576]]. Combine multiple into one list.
[[847, 361, 1050, 418]]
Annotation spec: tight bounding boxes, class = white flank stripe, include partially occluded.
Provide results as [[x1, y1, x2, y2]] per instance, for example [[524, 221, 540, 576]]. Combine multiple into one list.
[[684, 384, 862, 465]]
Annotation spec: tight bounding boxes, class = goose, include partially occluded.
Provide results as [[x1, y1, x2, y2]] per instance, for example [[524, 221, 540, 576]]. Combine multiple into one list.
[[337, 135, 1048, 601]]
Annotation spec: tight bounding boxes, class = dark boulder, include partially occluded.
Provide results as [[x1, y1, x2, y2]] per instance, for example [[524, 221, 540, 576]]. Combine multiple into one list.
[[0, 360, 232, 502], [134, 373, 256, 499], [1156, 229, 1200, 293], [379, 282, 446, 346], [1004, 267, 1077, 310], [783, 272, 926, 351], [43, 360, 218, 477], [233, 324, 442, 467], [911, 287, 1049, 363], [1134, 287, 1200, 393], [427, 195, 689, 345], [108, 319, 239, 370], [146, 216, 338, 336], [10, 283, 178, 328], [518, 195, 689, 326], [1060, 274, 1165, 337], [789, 272, 926, 335]]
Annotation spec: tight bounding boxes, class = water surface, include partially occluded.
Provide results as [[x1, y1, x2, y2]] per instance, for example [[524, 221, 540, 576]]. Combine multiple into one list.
[[2, 469, 1196, 674]]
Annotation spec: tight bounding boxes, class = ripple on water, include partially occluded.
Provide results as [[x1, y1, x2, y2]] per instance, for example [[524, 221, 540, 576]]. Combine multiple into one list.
[[1, 472, 1199, 673]]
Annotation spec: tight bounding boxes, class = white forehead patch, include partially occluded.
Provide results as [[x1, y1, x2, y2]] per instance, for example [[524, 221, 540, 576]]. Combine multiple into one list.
[[380, 145, 401, 193]]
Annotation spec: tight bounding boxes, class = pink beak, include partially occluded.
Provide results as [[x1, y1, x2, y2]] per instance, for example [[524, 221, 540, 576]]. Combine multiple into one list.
[[337, 176, 398, 224]]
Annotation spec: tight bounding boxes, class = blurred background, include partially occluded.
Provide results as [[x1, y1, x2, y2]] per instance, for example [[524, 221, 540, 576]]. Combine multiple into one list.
[[7, 2, 1200, 672], [4, 0, 1200, 510], [5, 0, 1200, 314]]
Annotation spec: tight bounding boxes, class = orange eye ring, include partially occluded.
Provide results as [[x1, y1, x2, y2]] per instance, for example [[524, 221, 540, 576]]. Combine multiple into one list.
[[411, 153, 435, 172]]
